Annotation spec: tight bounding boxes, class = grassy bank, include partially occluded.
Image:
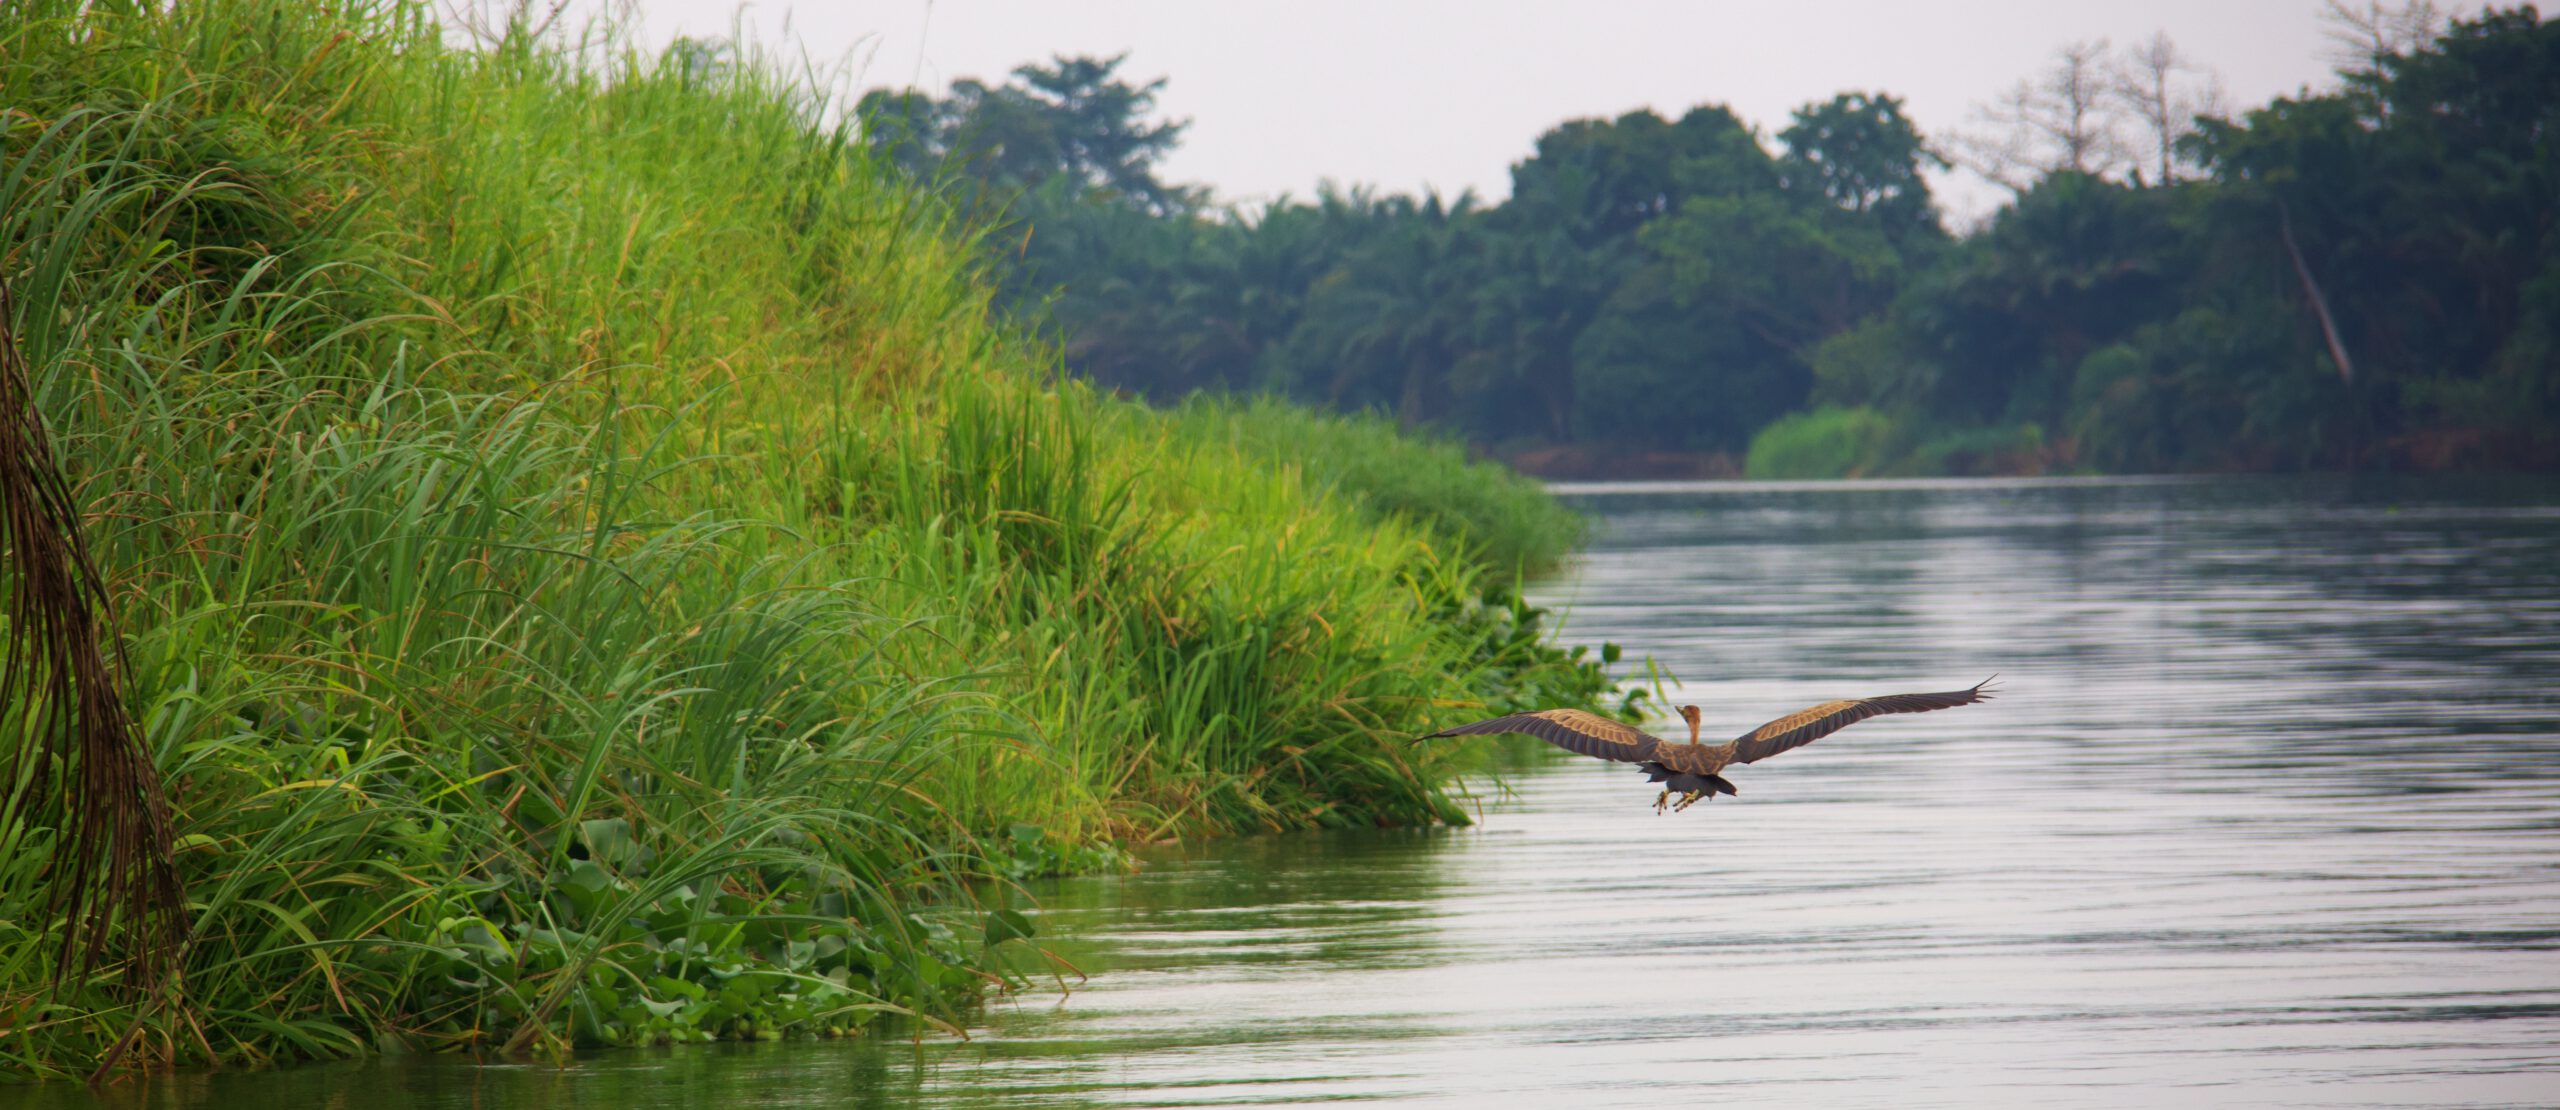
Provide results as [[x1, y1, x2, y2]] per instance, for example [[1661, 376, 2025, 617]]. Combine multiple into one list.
[[0, 1, 1622, 1078], [1745, 407, 2063, 479]]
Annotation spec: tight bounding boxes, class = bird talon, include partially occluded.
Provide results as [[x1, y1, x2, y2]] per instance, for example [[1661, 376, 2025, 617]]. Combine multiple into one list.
[[1673, 790, 1705, 813]]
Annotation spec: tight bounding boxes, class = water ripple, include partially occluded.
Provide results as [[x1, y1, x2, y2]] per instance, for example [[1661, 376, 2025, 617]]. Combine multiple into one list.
[[44, 477, 2557, 1109]]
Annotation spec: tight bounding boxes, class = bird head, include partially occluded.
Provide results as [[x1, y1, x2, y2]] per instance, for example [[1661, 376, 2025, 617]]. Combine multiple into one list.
[[1678, 704, 1701, 742]]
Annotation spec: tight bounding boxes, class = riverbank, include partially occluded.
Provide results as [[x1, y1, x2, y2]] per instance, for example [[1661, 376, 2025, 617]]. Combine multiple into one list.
[[0, 2, 1624, 1078], [1497, 415, 2070, 481], [27, 475, 2556, 1106]]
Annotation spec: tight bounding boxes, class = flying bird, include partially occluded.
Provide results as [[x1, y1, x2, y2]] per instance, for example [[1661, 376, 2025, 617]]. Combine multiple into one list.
[[1423, 677, 1997, 812]]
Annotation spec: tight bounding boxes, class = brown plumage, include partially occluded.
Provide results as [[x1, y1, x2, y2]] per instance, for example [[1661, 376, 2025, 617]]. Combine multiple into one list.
[[1423, 677, 1997, 812]]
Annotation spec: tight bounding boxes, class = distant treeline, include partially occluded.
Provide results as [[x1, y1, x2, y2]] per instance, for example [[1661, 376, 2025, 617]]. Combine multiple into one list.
[[855, 5, 2558, 476]]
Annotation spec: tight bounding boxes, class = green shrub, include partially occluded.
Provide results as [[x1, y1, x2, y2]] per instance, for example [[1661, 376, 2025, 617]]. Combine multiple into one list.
[[1743, 406, 1900, 478], [1897, 422, 2049, 476]]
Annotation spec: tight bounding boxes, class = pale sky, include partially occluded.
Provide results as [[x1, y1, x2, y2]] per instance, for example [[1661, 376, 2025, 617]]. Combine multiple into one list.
[[595, 1, 2353, 224]]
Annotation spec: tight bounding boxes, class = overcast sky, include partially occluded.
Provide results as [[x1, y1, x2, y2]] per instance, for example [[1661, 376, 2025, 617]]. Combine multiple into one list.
[[596, 0, 2354, 224]]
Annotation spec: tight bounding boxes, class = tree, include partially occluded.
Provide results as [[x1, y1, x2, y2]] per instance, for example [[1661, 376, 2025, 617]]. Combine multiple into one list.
[[1570, 218, 1834, 455], [1900, 172, 2191, 427], [1954, 40, 2133, 193], [1009, 55, 1196, 214], [903, 10, 2560, 474], [2321, 0, 2447, 75], [1272, 192, 1483, 429], [1650, 193, 1907, 358], [1450, 223, 1596, 443], [1780, 92, 1946, 236], [1503, 107, 1774, 247], [2112, 32, 2225, 186], [858, 53, 1196, 215]]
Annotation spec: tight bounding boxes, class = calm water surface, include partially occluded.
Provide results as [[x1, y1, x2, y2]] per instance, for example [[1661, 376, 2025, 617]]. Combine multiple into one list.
[[32, 476, 2560, 1108]]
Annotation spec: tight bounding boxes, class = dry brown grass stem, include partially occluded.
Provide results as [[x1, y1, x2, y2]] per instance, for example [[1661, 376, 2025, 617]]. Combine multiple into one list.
[[0, 279, 189, 998]]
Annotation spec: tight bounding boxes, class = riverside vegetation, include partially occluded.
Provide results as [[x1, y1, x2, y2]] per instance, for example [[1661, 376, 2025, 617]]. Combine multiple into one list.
[[0, 1, 1633, 1079], [865, 6, 2559, 476]]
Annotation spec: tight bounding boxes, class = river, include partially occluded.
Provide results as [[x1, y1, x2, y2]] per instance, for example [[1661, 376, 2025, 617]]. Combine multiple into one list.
[[26, 476, 2560, 1108]]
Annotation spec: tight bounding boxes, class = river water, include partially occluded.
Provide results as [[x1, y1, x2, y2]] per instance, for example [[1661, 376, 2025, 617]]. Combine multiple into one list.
[[28, 476, 2560, 1108]]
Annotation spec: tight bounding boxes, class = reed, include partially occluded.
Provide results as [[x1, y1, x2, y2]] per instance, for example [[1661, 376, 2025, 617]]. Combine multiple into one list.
[[0, 0, 1623, 1078], [1160, 394, 1589, 582]]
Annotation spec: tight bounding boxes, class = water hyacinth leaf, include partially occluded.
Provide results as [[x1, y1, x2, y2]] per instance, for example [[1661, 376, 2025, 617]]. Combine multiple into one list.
[[561, 860, 616, 895], [648, 976, 707, 1003], [982, 909, 1037, 948], [576, 818, 643, 869], [781, 939, 816, 971]]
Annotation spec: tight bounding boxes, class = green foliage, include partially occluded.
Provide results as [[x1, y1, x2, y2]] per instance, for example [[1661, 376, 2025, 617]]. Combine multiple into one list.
[[866, 10, 2558, 476], [860, 53, 1196, 216], [1743, 407, 1901, 479], [1896, 423, 2050, 477], [0, 0, 1622, 1079], [1809, 318, 1939, 412], [864, 73, 1946, 458], [1780, 93, 1946, 240], [987, 824, 1126, 882], [1878, 7, 2560, 472], [1161, 395, 1586, 579]]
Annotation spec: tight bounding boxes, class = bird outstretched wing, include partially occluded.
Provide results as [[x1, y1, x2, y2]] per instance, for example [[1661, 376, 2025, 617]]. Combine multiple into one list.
[[1724, 677, 1996, 765], [1423, 708, 1663, 763]]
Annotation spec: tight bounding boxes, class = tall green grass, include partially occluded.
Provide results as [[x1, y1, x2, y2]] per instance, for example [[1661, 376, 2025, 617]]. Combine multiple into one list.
[[1162, 395, 1587, 581], [1743, 405, 1899, 479], [0, 0, 1618, 1079]]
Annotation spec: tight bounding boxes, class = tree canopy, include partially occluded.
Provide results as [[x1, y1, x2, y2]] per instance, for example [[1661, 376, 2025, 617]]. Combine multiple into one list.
[[861, 6, 2559, 475]]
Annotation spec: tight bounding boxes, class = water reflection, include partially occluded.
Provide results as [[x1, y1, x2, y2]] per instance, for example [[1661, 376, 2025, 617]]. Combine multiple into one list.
[[23, 477, 2560, 1108]]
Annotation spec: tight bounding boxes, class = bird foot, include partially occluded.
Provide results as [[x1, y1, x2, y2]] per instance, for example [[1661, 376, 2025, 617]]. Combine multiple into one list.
[[1672, 790, 1707, 813], [1652, 788, 1672, 814]]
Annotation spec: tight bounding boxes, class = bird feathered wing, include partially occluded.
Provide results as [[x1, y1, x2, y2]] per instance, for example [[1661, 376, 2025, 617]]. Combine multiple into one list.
[[1723, 678, 1996, 765], [1423, 709, 1663, 763]]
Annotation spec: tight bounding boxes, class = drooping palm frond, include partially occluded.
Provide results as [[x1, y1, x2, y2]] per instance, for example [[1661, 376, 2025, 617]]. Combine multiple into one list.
[[0, 279, 187, 996]]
